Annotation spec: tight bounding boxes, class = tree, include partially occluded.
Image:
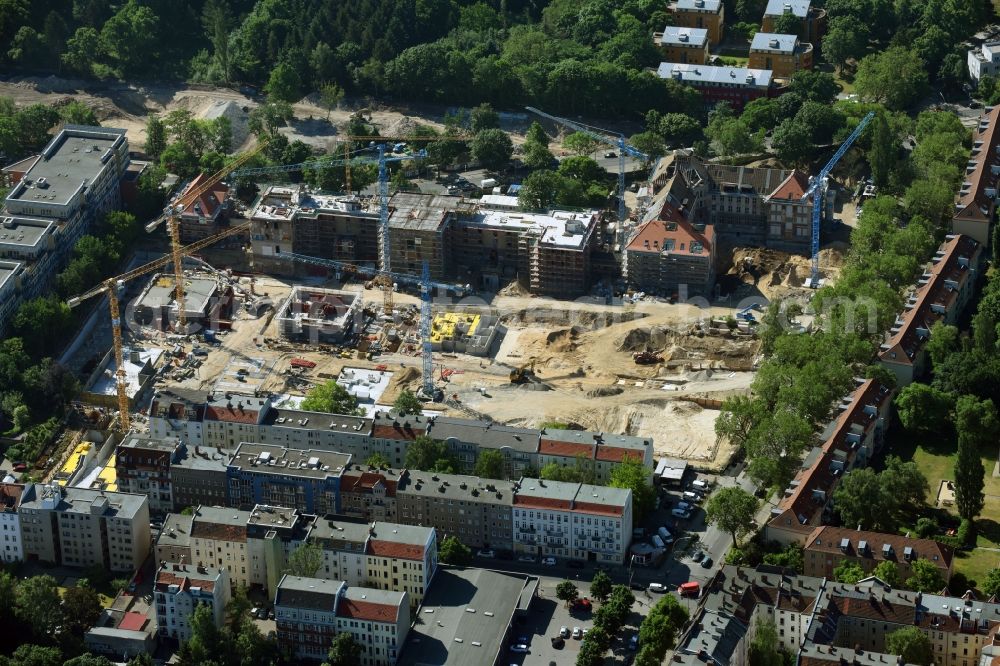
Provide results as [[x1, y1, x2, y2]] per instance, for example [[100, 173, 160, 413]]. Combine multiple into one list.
[[300, 380, 362, 415], [474, 449, 506, 479], [405, 435, 458, 472], [518, 169, 562, 209], [705, 487, 758, 546], [523, 140, 556, 169], [771, 119, 813, 166], [854, 46, 929, 110], [563, 131, 600, 156], [470, 103, 500, 133], [319, 83, 344, 121], [907, 558, 946, 593], [471, 128, 513, 170], [789, 71, 840, 104], [748, 618, 786, 666], [439, 535, 472, 565], [265, 62, 303, 103], [58, 101, 98, 126], [954, 395, 997, 521], [556, 580, 579, 606], [982, 568, 1000, 597], [885, 626, 934, 665], [62, 657, 112, 666], [771, 11, 802, 35], [651, 112, 703, 147], [637, 594, 688, 661], [627, 131, 666, 159], [285, 542, 323, 577], [393, 389, 422, 416], [324, 633, 363, 666], [823, 16, 869, 72], [364, 453, 391, 469], [590, 570, 612, 602], [833, 560, 867, 583], [526, 121, 549, 147], [61, 583, 102, 635], [1, 644, 62, 666], [61, 26, 100, 76], [609, 458, 655, 520], [99, 1, 159, 77], [872, 560, 901, 587], [895, 383, 954, 436], [15, 575, 62, 640], [926, 322, 960, 369]]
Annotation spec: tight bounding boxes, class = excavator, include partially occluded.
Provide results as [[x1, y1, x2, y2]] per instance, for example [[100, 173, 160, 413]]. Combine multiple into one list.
[[509, 358, 537, 384]]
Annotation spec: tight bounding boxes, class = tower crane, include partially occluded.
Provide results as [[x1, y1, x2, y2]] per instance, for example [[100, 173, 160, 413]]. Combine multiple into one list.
[[340, 133, 472, 193], [146, 141, 269, 332], [276, 252, 466, 400], [525, 106, 649, 238], [803, 110, 875, 287], [231, 146, 428, 314], [66, 222, 254, 432]]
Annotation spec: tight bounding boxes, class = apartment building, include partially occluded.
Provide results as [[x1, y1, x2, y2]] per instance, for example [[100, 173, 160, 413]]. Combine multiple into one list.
[[537, 427, 654, 483], [18, 483, 150, 572], [432, 417, 539, 478], [657, 63, 775, 110], [115, 434, 179, 515], [803, 526, 953, 582], [623, 209, 716, 298], [767, 378, 894, 546], [749, 33, 814, 78], [512, 479, 632, 564], [764, 171, 815, 252], [275, 575, 410, 665], [953, 106, 1000, 247], [397, 471, 516, 550], [226, 443, 350, 515], [681, 565, 1000, 666], [338, 464, 403, 522], [669, 0, 725, 45], [0, 126, 129, 335], [968, 41, 1000, 84], [170, 442, 233, 510], [154, 562, 231, 642], [762, 0, 826, 43], [175, 173, 230, 243], [387, 192, 456, 280], [878, 235, 982, 386], [155, 511, 193, 565], [654, 26, 710, 64], [0, 483, 24, 563]]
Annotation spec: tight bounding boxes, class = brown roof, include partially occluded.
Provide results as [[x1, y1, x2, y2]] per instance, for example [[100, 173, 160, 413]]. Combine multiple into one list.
[[191, 520, 247, 543], [954, 106, 1000, 222], [366, 539, 425, 561], [155, 569, 217, 593], [595, 446, 643, 463], [768, 171, 811, 200], [805, 526, 953, 570], [626, 211, 715, 257], [204, 405, 259, 424], [337, 598, 399, 623], [179, 173, 228, 221], [513, 496, 574, 511], [0, 483, 24, 512], [539, 439, 594, 458], [372, 424, 424, 440], [341, 470, 400, 497], [572, 501, 625, 517], [836, 595, 916, 623]]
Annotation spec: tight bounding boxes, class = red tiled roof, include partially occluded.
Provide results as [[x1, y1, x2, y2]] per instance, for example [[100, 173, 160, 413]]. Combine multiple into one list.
[[179, 173, 228, 221], [768, 171, 811, 200], [204, 405, 259, 424], [572, 501, 625, 517], [155, 570, 217, 593], [595, 446, 643, 463], [337, 598, 399, 623], [366, 539, 425, 560], [0, 483, 24, 511], [539, 439, 594, 458], [836, 595, 916, 623], [954, 106, 1000, 222], [626, 214, 715, 257], [118, 611, 149, 632], [513, 496, 573, 511]]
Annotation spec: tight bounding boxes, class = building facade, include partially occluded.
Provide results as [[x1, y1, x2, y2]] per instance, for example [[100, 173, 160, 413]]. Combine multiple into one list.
[[655, 26, 710, 64], [803, 526, 953, 582], [967, 41, 1000, 84], [226, 443, 350, 515], [761, 0, 826, 43], [155, 562, 231, 642], [0, 483, 24, 563], [623, 213, 716, 298], [669, 0, 725, 45], [953, 106, 1000, 247], [749, 32, 814, 78], [115, 435, 178, 515], [657, 63, 775, 110]]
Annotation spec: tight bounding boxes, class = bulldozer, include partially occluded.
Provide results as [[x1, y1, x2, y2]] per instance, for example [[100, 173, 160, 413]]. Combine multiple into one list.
[[509, 358, 537, 384]]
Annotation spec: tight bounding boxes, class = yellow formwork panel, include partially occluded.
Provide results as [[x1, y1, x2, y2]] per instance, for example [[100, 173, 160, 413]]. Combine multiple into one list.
[[430, 312, 480, 343]]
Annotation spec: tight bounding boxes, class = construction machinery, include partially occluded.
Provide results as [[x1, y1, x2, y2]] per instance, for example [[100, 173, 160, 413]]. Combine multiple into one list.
[[632, 351, 664, 365], [146, 142, 268, 332], [509, 358, 537, 384], [525, 106, 649, 238], [803, 111, 875, 287], [66, 222, 253, 432]]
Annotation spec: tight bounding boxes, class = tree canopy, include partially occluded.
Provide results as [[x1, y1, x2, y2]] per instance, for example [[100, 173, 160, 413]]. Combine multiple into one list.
[[300, 381, 363, 416]]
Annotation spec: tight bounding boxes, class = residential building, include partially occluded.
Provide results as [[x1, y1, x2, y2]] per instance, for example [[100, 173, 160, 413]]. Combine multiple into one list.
[[155, 511, 193, 566], [657, 63, 775, 110], [84, 609, 155, 660], [623, 205, 716, 298], [387, 192, 457, 280], [226, 443, 350, 515], [338, 464, 403, 522], [175, 173, 230, 242], [968, 41, 1000, 84], [399, 567, 537, 666], [953, 106, 1000, 247], [133, 273, 234, 332], [878, 235, 982, 386], [115, 434, 179, 515], [0, 126, 129, 335], [18, 483, 150, 572], [764, 171, 815, 252], [749, 33, 813, 78], [309, 518, 373, 587], [766, 378, 894, 546], [669, 0, 725, 45], [654, 26, 710, 64], [0, 483, 24, 563], [275, 575, 411, 665], [761, 0, 826, 43], [803, 526, 953, 582], [169, 441, 232, 511], [397, 470, 516, 551], [432, 417, 540, 478], [154, 562, 231, 643], [512, 479, 632, 564]]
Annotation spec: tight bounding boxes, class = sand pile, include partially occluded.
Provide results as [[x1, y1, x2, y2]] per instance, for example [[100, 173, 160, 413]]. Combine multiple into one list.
[[546, 328, 578, 352], [616, 326, 669, 352], [385, 116, 421, 136], [201, 100, 253, 148]]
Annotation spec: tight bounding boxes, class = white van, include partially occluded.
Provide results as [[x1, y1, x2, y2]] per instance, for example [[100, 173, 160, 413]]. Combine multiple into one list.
[[651, 534, 665, 549], [682, 491, 702, 503]]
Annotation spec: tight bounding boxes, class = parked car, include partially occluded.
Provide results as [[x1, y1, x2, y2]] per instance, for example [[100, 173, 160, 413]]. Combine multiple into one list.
[[701, 556, 714, 569], [691, 550, 705, 562], [572, 627, 583, 639], [682, 491, 702, 503], [12, 462, 26, 472], [510, 644, 529, 653], [542, 556, 557, 566], [692, 479, 711, 492], [477, 549, 496, 558], [517, 555, 536, 562], [560, 626, 570, 638], [648, 583, 668, 593], [268, 609, 275, 620], [671, 508, 691, 519], [630, 582, 645, 591], [256, 608, 268, 619], [676, 501, 692, 511], [604, 151, 617, 158], [629, 635, 639, 651]]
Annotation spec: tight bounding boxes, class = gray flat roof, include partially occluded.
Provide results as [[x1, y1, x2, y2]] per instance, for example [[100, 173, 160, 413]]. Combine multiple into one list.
[[389, 192, 459, 232], [399, 567, 535, 666], [8, 126, 126, 208], [171, 443, 231, 472], [0, 260, 21, 292], [229, 443, 351, 479], [158, 513, 193, 549], [514, 479, 631, 510], [370, 521, 433, 546], [137, 274, 217, 313], [265, 408, 372, 434], [660, 26, 709, 46], [309, 517, 374, 546], [20, 483, 147, 518], [673, 0, 722, 10], [751, 32, 798, 52], [764, 0, 810, 16], [119, 434, 179, 453], [430, 417, 539, 453], [275, 575, 343, 610], [0, 217, 53, 249], [192, 505, 252, 528], [398, 470, 515, 506], [657, 62, 773, 88]]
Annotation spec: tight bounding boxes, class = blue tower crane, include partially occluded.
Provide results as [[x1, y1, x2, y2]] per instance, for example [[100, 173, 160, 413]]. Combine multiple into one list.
[[804, 111, 875, 287]]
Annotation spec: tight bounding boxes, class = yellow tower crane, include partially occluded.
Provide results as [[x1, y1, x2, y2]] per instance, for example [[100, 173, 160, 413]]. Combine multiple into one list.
[[67, 221, 253, 432]]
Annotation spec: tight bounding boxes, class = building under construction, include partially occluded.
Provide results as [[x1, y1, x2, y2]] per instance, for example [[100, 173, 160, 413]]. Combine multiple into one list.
[[386, 192, 457, 280], [276, 286, 361, 343], [429, 312, 502, 356], [133, 273, 234, 331]]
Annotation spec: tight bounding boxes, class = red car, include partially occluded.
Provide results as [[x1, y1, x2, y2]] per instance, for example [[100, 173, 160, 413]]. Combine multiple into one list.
[[12, 462, 27, 472]]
